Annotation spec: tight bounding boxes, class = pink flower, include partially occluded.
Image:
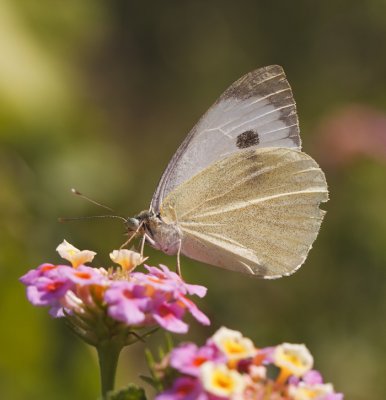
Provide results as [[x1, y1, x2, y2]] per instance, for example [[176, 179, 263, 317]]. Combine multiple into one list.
[[152, 301, 189, 333], [257, 346, 276, 364], [325, 394, 344, 400], [170, 343, 224, 376], [149, 291, 210, 334], [20, 264, 73, 311], [104, 265, 210, 334], [176, 295, 210, 326], [134, 265, 207, 297], [303, 370, 324, 385], [20, 263, 110, 317], [62, 265, 108, 286], [104, 281, 150, 326], [289, 369, 324, 386], [20, 263, 58, 285], [155, 376, 206, 400], [21, 243, 210, 337]]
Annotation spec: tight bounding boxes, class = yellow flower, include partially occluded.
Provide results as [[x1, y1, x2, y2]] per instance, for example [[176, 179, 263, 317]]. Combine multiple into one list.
[[274, 343, 313, 378], [56, 240, 96, 268], [200, 362, 245, 398], [109, 249, 147, 272], [212, 327, 257, 361], [288, 382, 334, 400]]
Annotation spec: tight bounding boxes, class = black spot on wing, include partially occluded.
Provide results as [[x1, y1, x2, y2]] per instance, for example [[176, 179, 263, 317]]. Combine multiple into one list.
[[236, 130, 259, 149], [219, 66, 301, 148]]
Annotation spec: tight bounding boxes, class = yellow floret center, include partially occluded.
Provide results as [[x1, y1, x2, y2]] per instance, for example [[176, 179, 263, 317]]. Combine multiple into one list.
[[303, 388, 319, 398], [299, 386, 328, 399], [282, 351, 304, 367], [211, 370, 236, 392], [223, 339, 246, 355]]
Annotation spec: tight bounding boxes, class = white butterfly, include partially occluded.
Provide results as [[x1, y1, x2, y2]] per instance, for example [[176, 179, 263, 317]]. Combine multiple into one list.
[[127, 65, 328, 278]]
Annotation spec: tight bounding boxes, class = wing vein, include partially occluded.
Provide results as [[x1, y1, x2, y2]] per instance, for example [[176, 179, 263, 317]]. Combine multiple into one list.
[[194, 190, 327, 219], [226, 103, 294, 132]]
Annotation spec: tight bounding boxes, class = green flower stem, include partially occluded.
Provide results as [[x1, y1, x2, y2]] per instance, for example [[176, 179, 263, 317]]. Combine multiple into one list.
[[97, 340, 124, 398]]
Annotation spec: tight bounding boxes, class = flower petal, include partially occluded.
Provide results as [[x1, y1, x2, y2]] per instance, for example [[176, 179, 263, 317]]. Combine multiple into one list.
[[56, 240, 96, 268], [110, 249, 147, 271]]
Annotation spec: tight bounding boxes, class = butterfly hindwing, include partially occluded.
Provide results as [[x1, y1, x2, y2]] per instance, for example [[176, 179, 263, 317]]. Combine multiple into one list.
[[160, 147, 328, 278]]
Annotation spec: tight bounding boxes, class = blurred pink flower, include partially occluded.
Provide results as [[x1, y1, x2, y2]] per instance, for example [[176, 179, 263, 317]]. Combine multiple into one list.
[[155, 327, 344, 400], [314, 105, 386, 168], [325, 394, 344, 400], [155, 376, 206, 400], [170, 343, 224, 376], [303, 370, 323, 385]]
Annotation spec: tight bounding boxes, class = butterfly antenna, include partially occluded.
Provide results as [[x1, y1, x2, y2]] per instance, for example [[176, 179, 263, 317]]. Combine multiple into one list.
[[58, 215, 127, 223], [71, 188, 115, 212]]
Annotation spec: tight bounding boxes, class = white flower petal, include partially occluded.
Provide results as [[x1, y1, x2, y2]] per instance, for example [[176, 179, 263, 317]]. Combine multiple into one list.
[[110, 249, 147, 271], [212, 326, 257, 360], [274, 343, 314, 377], [56, 240, 96, 267], [200, 362, 246, 398], [289, 382, 334, 400]]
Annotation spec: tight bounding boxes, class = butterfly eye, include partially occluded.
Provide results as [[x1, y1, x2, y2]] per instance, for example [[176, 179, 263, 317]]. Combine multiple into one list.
[[126, 217, 139, 231]]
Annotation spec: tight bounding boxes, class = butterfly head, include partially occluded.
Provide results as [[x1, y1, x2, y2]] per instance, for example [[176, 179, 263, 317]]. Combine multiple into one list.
[[125, 217, 140, 233], [125, 210, 182, 256], [125, 210, 148, 233]]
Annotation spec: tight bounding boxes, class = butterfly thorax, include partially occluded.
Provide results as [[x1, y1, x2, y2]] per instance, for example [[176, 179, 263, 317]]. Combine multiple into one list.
[[126, 210, 182, 256]]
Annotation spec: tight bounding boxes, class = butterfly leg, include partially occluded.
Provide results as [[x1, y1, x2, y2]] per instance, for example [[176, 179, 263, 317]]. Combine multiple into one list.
[[140, 232, 158, 257], [120, 221, 144, 249], [165, 205, 183, 276], [176, 238, 182, 277], [120, 232, 136, 249], [140, 234, 146, 257]]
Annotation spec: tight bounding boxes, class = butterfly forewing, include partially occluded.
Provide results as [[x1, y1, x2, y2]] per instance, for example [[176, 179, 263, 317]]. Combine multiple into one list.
[[160, 147, 328, 278], [151, 65, 300, 211]]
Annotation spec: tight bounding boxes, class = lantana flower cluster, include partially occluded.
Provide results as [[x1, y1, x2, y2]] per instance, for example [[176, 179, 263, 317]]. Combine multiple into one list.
[[155, 327, 343, 400], [20, 240, 210, 344]]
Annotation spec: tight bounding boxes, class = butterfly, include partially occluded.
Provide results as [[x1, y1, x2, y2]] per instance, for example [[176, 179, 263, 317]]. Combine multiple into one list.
[[127, 65, 328, 278]]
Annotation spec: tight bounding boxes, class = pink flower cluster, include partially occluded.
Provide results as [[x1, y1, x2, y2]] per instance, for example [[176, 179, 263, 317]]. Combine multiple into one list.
[[105, 265, 209, 333], [155, 327, 344, 400], [20, 263, 108, 318], [20, 241, 210, 335]]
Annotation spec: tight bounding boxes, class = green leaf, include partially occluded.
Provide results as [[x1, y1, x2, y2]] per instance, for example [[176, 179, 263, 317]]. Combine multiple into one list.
[[143, 333, 176, 392], [139, 375, 157, 389], [106, 384, 147, 400]]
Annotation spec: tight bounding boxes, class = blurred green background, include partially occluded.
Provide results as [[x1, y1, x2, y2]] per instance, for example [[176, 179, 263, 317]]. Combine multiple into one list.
[[1, 1, 386, 399]]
